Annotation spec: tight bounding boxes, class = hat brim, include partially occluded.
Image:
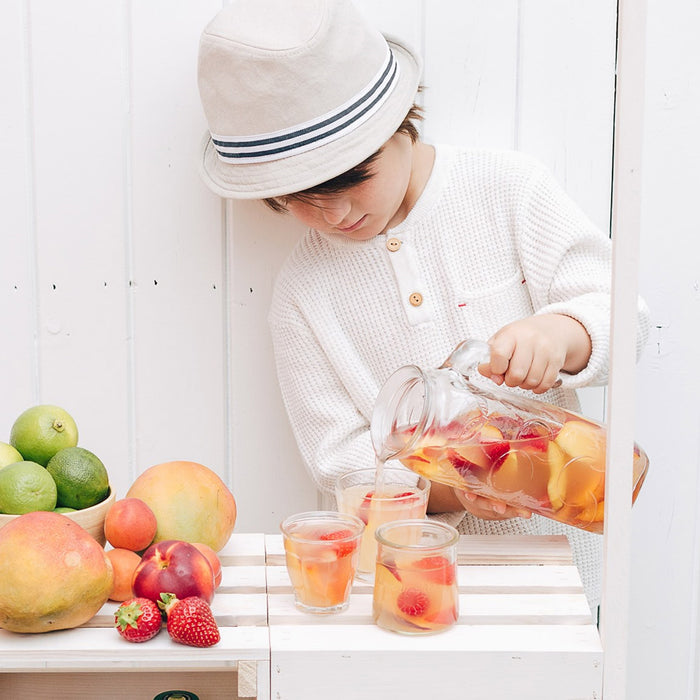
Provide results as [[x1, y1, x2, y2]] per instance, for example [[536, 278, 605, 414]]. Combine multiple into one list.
[[198, 37, 421, 200]]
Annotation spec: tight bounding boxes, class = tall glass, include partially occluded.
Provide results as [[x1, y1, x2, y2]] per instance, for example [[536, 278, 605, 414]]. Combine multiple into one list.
[[373, 519, 459, 635], [335, 467, 429, 580]]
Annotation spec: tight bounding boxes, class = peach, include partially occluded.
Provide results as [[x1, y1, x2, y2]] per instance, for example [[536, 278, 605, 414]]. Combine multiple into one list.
[[132, 539, 215, 604], [192, 542, 223, 588], [106, 547, 142, 601], [104, 497, 158, 552]]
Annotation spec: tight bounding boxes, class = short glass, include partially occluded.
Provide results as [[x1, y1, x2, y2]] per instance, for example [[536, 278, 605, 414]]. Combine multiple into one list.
[[335, 467, 430, 580], [280, 510, 364, 614], [373, 519, 459, 635]]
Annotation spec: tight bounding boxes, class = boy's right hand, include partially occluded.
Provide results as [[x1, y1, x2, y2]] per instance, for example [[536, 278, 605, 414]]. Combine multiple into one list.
[[452, 488, 532, 521]]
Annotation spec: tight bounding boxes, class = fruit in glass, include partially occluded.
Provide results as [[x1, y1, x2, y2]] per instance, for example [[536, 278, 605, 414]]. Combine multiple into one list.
[[335, 467, 429, 579], [395, 411, 647, 534], [280, 511, 364, 613], [373, 519, 459, 635]]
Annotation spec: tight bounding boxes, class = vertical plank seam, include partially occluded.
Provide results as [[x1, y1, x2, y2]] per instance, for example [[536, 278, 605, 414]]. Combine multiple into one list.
[[514, 0, 523, 150], [123, 0, 138, 484], [223, 198, 234, 492], [21, 0, 40, 402]]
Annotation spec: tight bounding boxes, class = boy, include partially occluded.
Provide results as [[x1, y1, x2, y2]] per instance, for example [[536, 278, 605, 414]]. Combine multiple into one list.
[[196, 0, 650, 609]]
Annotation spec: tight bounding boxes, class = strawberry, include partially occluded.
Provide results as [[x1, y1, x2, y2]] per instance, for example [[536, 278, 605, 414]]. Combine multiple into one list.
[[479, 439, 510, 468], [448, 448, 478, 476], [357, 491, 374, 524], [394, 491, 416, 499], [396, 588, 430, 617], [158, 593, 220, 648], [319, 528, 357, 557], [517, 421, 553, 452], [412, 555, 456, 585], [114, 597, 162, 643], [378, 559, 402, 582]]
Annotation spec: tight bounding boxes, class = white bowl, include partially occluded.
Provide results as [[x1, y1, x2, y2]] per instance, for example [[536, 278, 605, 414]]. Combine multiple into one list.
[[0, 486, 115, 547]]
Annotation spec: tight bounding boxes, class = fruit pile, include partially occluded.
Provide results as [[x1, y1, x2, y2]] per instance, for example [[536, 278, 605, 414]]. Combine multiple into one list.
[[103, 461, 236, 647], [0, 413, 237, 648], [0, 404, 109, 515]]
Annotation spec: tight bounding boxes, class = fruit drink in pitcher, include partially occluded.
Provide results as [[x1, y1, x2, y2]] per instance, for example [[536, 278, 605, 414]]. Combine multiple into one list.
[[370, 340, 649, 534]]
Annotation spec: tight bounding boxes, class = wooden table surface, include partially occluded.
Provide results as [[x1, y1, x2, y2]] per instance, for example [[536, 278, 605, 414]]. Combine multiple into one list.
[[0, 533, 603, 700]]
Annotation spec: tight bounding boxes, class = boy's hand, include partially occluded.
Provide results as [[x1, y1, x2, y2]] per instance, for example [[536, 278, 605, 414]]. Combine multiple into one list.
[[452, 488, 532, 521], [477, 314, 592, 394]]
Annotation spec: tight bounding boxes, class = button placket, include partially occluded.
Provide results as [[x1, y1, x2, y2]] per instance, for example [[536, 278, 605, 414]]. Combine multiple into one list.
[[382, 234, 433, 325]]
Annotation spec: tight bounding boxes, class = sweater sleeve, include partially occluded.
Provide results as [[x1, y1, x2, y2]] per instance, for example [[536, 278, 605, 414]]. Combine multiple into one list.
[[269, 312, 377, 496], [515, 160, 650, 388]]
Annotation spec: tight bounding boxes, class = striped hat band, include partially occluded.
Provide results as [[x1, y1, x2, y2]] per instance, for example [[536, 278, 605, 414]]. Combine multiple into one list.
[[211, 45, 399, 165]]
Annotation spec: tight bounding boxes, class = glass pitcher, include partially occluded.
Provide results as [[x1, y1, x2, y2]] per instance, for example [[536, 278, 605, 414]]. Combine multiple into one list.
[[370, 339, 649, 534]]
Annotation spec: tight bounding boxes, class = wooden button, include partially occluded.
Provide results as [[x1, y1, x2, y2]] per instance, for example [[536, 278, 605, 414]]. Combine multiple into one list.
[[386, 237, 402, 252], [409, 292, 423, 307]]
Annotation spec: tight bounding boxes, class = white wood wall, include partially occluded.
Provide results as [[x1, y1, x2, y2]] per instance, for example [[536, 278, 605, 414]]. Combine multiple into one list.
[[1, 1, 698, 697]]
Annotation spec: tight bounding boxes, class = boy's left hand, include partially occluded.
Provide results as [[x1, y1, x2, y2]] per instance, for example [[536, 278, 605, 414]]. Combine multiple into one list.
[[477, 314, 592, 394]]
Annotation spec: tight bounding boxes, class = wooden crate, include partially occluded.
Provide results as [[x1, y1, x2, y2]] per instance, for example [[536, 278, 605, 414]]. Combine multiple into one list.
[[0, 533, 603, 699], [0, 534, 270, 700], [266, 534, 603, 700]]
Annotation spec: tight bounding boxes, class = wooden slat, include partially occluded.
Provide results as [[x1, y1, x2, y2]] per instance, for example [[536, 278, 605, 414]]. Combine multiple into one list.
[[266, 564, 584, 595], [269, 625, 602, 700], [265, 533, 574, 566]]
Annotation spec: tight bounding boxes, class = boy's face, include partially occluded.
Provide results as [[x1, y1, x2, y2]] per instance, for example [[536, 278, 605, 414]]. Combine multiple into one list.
[[282, 133, 415, 240]]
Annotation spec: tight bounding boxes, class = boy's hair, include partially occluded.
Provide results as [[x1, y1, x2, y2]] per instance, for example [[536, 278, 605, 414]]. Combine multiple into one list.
[[263, 103, 424, 213]]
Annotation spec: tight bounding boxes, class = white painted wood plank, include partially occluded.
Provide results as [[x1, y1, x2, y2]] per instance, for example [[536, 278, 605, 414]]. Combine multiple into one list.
[[91, 592, 267, 629], [627, 1, 700, 697], [129, 0, 227, 488], [271, 625, 601, 700], [517, 0, 617, 231], [267, 591, 592, 627], [422, 0, 520, 149], [224, 200, 318, 533], [602, 1, 649, 697], [219, 566, 267, 593], [266, 563, 584, 595], [0, 0, 35, 428], [23, 0, 132, 498], [265, 533, 573, 566], [219, 532, 267, 565], [0, 625, 269, 672], [270, 622, 601, 652]]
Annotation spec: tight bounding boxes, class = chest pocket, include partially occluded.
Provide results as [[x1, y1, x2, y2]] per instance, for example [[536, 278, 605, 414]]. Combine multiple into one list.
[[453, 270, 535, 341]]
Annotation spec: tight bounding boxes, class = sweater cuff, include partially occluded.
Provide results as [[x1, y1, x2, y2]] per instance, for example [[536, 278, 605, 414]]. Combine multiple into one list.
[[535, 298, 610, 388]]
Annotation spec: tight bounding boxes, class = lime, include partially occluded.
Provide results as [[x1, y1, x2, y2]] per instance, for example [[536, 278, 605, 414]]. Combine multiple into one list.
[[10, 405, 79, 466], [0, 441, 23, 469], [46, 446, 109, 510], [0, 461, 58, 514], [54, 506, 77, 513]]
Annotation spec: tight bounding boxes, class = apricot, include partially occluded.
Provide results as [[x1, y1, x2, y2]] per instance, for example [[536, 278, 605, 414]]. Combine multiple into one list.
[[106, 547, 142, 601], [104, 497, 158, 552]]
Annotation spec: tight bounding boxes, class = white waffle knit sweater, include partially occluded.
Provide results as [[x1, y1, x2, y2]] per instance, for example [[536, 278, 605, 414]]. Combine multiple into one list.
[[269, 145, 650, 609]]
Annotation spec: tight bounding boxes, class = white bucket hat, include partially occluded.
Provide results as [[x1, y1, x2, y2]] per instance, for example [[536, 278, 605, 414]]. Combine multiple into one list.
[[197, 0, 422, 199]]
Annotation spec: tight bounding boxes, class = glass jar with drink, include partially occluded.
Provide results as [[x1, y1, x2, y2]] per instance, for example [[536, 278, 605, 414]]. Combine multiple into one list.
[[370, 339, 649, 533]]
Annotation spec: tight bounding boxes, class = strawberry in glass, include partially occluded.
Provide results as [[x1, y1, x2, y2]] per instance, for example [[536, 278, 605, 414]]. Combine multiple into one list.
[[280, 511, 364, 613], [335, 467, 430, 580], [373, 520, 459, 634]]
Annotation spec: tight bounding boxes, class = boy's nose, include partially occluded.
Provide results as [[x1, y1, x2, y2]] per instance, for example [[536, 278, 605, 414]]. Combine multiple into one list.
[[321, 198, 352, 226]]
